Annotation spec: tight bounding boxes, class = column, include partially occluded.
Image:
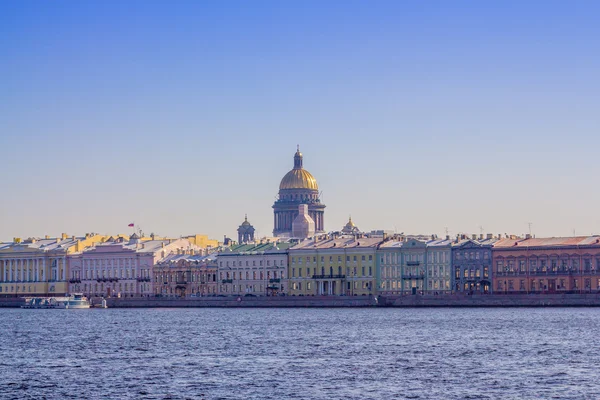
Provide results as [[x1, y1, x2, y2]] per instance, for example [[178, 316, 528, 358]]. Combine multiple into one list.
[[62, 257, 66, 281], [2, 261, 5, 282], [42, 258, 46, 281], [26, 259, 30, 282], [19, 259, 24, 282], [9, 260, 12, 282]]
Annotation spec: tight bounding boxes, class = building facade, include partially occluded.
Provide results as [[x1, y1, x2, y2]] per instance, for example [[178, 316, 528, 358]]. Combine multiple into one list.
[[68, 236, 199, 298], [273, 147, 325, 236], [154, 253, 218, 297], [492, 236, 600, 294], [0, 233, 108, 297], [425, 237, 453, 293], [217, 242, 291, 296], [451, 235, 497, 293], [288, 235, 382, 296], [377, 239, 404, 295]]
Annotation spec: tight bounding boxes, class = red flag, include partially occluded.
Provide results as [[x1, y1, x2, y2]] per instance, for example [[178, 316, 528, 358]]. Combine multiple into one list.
[[128, 223, 134, 227]]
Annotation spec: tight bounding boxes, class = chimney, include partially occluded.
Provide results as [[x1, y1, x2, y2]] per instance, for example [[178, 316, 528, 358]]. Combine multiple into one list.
[[61, 233, 68, 239], [479, 234, 483, 240], [45, 235, 50, 239], [487, 233, 493, 239], [472, 234, 477, 240], [85, 233, 90, 239], [72, 236, 75, 240], [445, 235, 450, 240], [525, 234, 532, 239]]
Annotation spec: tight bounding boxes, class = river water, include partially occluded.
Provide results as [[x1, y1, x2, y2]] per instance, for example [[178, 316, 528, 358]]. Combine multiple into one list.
[[0, 307, 598, 400]]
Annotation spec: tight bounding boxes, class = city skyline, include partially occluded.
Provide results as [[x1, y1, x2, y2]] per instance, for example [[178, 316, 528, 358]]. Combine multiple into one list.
[[2, 1, 600, 241]]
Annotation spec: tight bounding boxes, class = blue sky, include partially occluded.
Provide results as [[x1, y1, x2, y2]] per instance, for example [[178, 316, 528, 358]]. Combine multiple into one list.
[[1, 1, 599, 241]]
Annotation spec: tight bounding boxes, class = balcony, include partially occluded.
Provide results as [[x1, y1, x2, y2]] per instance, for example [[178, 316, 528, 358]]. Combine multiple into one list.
[[401, 274, 425, 280], [312, 274, 346, 279], [176, 281, 188, 285], [269, 278, 281, 283], [222, 279, 233, 284], [68, 279, 81, 284], [136, 277, 151, 282], [267, 285, 280, 290], [406, 261, 420, 266]]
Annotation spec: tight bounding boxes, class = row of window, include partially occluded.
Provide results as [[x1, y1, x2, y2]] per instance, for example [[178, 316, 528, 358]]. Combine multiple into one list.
[[380, 252, 450, 265], [292, 255, 373, 264], [497, 259, 600, 273], [455, 267, 490, 279], [83, 259, 138, 267], [220, 259, 286, 268], [455, 251, 489, 260], [220, 271, 283, 280], [291, 266, 373, 278], [290, 281, 371, 291], [78, 268, 144, 279], [496, 278, 600, 291], [155, 273, 217, 282]]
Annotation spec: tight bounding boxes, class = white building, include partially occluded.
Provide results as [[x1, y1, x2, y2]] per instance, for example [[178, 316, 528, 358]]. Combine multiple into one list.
[[217, 242, 291, 296], [69, 235, 200, 298]]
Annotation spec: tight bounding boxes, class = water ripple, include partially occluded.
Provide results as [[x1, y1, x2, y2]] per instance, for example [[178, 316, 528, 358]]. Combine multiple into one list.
[[1, 308, 599, 399]]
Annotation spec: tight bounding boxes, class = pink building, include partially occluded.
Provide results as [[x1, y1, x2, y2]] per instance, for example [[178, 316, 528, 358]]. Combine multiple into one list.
[[68, 235, 199, 298]]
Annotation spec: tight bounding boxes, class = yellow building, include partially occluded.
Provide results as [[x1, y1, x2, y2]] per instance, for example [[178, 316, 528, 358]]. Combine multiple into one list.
[[182, 234, 219, 249], [288, 235, 383, 296], [0, 233, 108, 297]]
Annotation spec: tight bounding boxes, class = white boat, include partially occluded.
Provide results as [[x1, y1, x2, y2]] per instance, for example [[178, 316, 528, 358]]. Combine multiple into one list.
[[22, 293, 91, 309]]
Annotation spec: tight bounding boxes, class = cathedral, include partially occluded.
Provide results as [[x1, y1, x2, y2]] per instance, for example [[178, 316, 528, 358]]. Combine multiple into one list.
[[273, 147, 326, 237]]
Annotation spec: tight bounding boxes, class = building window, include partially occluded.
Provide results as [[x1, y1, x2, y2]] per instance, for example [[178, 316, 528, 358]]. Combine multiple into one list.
[[496, 261, 503, 273]]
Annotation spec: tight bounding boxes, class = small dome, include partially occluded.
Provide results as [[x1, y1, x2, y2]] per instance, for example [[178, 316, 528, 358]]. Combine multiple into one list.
[[342, 216, 359, 234], [241, 214, 251, 226]]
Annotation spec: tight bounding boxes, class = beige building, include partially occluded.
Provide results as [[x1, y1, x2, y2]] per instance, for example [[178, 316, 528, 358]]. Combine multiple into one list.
[[154, 252, 218, 297], [0, 233, 108, 297]]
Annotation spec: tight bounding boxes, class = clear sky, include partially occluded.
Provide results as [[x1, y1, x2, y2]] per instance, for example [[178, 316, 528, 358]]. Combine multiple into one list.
[[1, 1, 599, 242]]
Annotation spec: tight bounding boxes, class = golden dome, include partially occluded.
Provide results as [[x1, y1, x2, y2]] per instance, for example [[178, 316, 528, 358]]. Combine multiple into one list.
[[279, 146, 319, 190], [279, 168, 319, 190]]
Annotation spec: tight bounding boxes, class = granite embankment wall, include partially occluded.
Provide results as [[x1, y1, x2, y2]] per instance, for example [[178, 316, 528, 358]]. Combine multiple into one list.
[[105, 296, 377, 308], [5, 294, 600, 308], [387, 293, 600, 307]]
